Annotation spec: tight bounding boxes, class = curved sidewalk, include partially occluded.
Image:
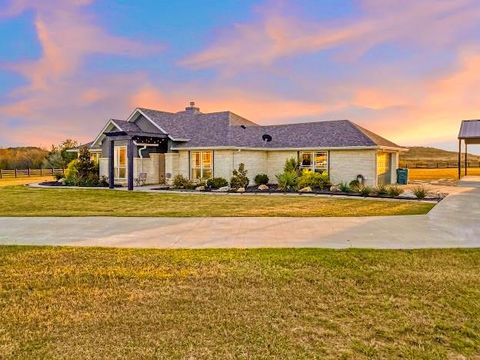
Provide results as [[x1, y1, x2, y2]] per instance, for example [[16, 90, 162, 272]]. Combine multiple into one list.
[[0, 187, 478, 249]]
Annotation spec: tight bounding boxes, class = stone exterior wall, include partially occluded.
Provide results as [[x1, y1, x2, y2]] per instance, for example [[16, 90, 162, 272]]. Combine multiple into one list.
[[266, 151, 298, 183], [164, 152, 179, 185], [329, 149, 377, 186], [178, 151, 190, 178], [213, 150, 234, 180]]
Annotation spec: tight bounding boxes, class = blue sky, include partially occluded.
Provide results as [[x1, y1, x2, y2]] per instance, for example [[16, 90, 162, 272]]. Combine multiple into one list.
[[1, 0, 480, 152]]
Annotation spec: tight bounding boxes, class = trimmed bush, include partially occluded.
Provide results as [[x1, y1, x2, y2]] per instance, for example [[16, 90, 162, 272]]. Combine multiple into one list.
[[375, 184, 388, 196], [338, 182, 351, 193], [254, 173, 269, 185], [63, 147, 103, 187], [298, 170, 330, 190], [172, 175, 193, 189], [276, 171, 298, 191], [230, 163, 249, 189], [387, 185, 404, 197], [349, 179, 361, 192], [359, 185, 373, 196], [412, 185, 428, 199], [207, 177, 229, 189]]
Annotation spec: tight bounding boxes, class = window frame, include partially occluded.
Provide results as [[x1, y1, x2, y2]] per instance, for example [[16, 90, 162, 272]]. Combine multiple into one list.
[[191, 151, 213, 180], [299, 151, 328, 173], [114, 146, 127, 179]]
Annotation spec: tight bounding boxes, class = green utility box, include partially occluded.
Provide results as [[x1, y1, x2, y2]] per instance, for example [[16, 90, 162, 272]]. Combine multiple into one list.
[[396, 168, 409, 185]]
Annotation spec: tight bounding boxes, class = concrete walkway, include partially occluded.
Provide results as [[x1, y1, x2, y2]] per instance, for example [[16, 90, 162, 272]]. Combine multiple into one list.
[[0, 185, 479, 249]]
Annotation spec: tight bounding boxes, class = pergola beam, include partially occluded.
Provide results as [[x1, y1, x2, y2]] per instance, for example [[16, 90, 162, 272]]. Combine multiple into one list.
[[108, 140, 115, 189]]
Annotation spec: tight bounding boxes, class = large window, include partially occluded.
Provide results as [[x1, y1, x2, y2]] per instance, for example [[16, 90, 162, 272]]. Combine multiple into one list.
[[299, 151, 328, 173], [114, 146, 127, 179], [191, 151, 213, 180]]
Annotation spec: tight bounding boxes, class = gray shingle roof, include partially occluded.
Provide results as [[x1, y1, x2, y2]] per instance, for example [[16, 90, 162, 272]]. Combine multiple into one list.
[[459, 120, 480, 139], [129, 108, 402, 149], [111, 119, 142, 133]]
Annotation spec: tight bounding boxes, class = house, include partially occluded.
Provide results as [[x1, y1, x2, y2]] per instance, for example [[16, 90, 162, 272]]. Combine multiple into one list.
[[84, 102, 406, 190]]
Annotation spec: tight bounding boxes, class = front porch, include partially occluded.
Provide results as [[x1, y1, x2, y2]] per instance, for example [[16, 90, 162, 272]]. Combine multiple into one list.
[[105, 130, 168, 190]]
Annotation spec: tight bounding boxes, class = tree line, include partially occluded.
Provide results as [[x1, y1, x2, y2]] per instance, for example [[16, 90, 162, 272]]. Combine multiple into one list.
[[0, 139, 79, 170]]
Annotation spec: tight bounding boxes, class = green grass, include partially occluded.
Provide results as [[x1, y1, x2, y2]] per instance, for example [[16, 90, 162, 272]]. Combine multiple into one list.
[[0, 186, 434, 217], [0, 247, 479, 359]]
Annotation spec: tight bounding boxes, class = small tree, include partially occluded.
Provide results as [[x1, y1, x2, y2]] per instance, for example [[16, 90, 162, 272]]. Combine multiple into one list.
[[230, 163, 249, 189], [44, 139, 78, 169], [64, 146, 101, 186]]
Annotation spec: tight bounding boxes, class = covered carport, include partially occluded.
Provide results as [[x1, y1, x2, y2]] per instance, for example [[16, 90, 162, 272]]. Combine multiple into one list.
[[458, 120, 480, 179]]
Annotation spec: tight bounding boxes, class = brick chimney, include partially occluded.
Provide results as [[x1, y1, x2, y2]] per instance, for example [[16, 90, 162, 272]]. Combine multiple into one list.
[[184, 101, 200, 114]]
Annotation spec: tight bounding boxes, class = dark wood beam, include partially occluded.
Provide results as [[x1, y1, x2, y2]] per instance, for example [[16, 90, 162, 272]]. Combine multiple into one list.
[[127, 139, 134, 191], [108, 140, 115, 189]]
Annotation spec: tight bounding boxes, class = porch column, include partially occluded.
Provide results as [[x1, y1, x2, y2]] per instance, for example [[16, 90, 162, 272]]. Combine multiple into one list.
[[127, 139, 134, 191], [108, 139, 115, 189], [465, 142, 468, 176], [458, 139, 461, 179]]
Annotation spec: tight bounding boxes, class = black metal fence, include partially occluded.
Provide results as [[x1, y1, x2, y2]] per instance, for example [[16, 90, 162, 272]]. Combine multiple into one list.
[[0, 168, 64, 179]]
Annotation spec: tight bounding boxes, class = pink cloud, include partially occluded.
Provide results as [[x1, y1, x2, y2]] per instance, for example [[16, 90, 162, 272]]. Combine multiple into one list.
[[181, 0, 480, 71]]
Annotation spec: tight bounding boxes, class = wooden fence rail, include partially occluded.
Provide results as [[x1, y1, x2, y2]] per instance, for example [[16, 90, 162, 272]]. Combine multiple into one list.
[[400, 161, 480, 169], [0, 168, 64, 179]]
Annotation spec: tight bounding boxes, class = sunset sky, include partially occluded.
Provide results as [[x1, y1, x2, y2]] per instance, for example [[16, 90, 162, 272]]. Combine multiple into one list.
[[1, 0, 480, 151]]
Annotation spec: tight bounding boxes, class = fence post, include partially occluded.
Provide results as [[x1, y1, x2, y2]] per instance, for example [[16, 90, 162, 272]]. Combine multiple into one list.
[[51, 168, 54, 176], [27, 168, 30, 176], [0, 169, 2, 179], [40, 168, 43, 176], [14, 169, 17, 178]]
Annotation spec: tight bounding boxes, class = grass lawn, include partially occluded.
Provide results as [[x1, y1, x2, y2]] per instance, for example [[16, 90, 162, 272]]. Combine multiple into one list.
[[0, 186, 434, 217], [409, 168, 480, 181], [0, 247, 479, 359], [0, 176, 54, 187]]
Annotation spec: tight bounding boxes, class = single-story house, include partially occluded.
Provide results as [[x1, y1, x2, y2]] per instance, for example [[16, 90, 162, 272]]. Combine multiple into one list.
[[83, 102, 406, 190]]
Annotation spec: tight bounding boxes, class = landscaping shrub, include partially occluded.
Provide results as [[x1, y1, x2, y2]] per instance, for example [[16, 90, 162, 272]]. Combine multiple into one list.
[[387, 185, 404, 197], [63, 147, 103, 187], [375, 184, 388, 196], [412, 185, 428, 199], [338, 182, 351, 193], [254, 173, 269, 185], [206, 177, 229, 189], [298, 170, 330, 190], [284, 158, 300, 174], [172, 174, 194, 189], [359, 185, 373, 196], [276, 171, 298, 191], [349, 179, 362, 192], [230, 163, 249, 189]]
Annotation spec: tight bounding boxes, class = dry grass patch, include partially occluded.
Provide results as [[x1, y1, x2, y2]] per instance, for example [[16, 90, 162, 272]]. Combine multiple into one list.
[[409, 168, 480, 181], [0, 186, 434, 217], [0, 176, 54, 187], [0, 247, 479, 359]]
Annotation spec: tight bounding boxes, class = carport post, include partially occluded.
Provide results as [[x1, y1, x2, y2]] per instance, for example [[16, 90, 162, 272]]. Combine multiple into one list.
[[465, 143, 468, 176], [127, 139, 134, 191], [108, 140, 115, 189], [458, 139, 461, 179]]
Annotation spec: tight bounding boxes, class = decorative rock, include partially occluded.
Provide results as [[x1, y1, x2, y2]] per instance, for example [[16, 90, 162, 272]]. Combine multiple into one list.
[[299, 186, 313, 193], [330, 185, 340, 192], [195, 186, 205, 191], [258, 184, 269, 191], [218, 186, 230, 192], [400, 190, 416, 198], [237, 187, 246, 193]]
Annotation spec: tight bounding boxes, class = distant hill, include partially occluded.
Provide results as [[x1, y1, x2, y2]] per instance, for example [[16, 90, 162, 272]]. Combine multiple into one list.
[[0, 147, 49, 170], [400, 146, 480, 165]]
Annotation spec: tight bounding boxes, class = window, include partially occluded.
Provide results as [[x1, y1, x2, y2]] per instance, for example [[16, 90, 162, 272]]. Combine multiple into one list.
[[191, 151, 213, 179], [90, 152, 99, 164], [299, 151, 328, 173], [114, 146, 127, 179]]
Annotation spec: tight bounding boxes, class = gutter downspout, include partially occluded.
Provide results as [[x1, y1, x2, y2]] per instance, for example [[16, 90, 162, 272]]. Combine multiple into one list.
[[133, 141, 156, 174]]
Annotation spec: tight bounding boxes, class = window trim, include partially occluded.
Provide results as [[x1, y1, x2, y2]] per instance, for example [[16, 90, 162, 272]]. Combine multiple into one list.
[[114, 145, 127, 179], [191, 151, 213, 180]]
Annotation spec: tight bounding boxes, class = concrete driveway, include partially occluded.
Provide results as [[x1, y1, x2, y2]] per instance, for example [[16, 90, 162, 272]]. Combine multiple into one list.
[[0, 185, 478, 249]]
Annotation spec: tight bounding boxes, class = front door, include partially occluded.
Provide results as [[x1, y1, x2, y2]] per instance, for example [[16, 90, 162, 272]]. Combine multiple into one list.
[[377, 152, 392, 185]]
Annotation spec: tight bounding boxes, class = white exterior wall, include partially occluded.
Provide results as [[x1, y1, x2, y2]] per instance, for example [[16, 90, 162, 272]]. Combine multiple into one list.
[[329, 149, 377, 187], [133, 154, 161, 185], [165, 152, 179, 185], [178, 151, 190, 178], [213, 150, 234, 180], [266, 151, 298, 184], [232, 150, 267, 185], [390, 151, 399, 184], [99, 158, 108, 179]]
